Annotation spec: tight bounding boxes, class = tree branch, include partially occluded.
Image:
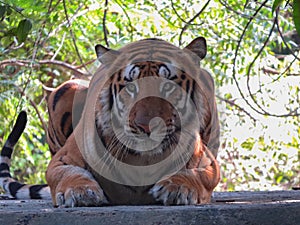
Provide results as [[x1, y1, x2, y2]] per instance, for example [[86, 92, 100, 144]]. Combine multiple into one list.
[[0, 59, 90, 78]]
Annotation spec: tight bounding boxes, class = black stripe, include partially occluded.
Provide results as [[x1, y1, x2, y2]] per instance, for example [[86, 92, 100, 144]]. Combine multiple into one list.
[[0, 163, 9, 171], [109, 85, 114, 110], [9, 182, 26, 197], [0, 172, 11, 178], [48, 129, 56, 146], [29, 184, 48, 199], [185, 79, 191, 95], [1, 146, 12, 158], [60, 112, 71, 137], [113, 84, 117, 97], [117, 70, 122, 81], [191, 79, 196, 103], [53, 83, 77, 111], [47, 130, 58, 155], [47, 112, 64, 149], [66, 124, 73, 139]]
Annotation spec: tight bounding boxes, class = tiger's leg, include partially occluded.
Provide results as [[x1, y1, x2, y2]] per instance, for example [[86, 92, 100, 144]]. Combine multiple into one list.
[[149, 144, 220, 205], [46, 80, 107, 207], [46, 134, 108, 207]]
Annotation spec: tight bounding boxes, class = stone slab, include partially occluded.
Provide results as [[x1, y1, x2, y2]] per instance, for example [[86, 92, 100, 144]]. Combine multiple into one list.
[[0, 191, 299, 225]]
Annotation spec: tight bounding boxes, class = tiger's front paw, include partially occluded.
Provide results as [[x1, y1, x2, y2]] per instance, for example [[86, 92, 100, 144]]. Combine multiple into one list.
[[55, 183, 108, 207], [149, 176, 211, 205]]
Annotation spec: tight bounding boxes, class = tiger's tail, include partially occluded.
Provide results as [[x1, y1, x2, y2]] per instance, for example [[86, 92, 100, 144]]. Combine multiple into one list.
[[0, 111, 51, 199]]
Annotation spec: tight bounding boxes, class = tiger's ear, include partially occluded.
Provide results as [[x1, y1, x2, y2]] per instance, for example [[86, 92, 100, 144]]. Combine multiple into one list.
[[184, 37, 207, 60], [95, 44, 120, 64]]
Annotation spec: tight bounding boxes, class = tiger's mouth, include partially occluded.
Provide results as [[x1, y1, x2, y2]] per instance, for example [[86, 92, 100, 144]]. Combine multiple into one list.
[[128, 116, 173, 139], [115, 119, 180, 154]]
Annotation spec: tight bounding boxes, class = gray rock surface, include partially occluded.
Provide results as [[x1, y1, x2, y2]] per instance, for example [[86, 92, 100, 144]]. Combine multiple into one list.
[[0, 191, 299, 225]]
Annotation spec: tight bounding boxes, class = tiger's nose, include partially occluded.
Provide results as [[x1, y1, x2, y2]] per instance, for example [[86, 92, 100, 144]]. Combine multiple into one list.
[[136, 123, 151, 135], [135, 117, 166, 136]]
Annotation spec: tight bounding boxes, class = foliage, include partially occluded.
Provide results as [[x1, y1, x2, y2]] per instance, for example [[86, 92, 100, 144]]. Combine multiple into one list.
[[0, 0, 299, 191], [272, 0, 300, 36]]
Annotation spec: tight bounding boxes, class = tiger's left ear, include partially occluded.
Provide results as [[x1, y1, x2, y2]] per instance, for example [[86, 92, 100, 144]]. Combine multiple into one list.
[[184, 37, 207, 60], [95, 44, 120, 64]]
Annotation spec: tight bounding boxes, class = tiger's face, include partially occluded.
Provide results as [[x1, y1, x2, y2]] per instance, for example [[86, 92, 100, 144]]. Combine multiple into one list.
[[109, 62, 191, 154], [92, 38, 207, 157]]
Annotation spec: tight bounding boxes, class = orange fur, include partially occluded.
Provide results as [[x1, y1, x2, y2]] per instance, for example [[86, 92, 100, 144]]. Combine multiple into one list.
[[45, 37, 220, 207]]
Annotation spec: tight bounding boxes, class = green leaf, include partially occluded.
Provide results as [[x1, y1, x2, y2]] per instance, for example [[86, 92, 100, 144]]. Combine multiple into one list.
[[272, 0, 285, 13], [6, 27, 17, 37], [16, 19, 32, 42], [6, 6, 12, 15], [241, 138, 255, 150], [293, 0, 300, 36], [0, 5, 6, 18]]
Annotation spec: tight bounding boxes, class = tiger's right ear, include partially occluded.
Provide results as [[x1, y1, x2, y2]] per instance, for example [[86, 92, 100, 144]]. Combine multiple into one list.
[[95, 44, 120, 64], [184, 37, 207, 60]]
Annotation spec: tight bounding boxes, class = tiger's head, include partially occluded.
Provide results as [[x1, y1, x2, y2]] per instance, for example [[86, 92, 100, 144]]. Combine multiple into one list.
[[75, 37, 219, 185]]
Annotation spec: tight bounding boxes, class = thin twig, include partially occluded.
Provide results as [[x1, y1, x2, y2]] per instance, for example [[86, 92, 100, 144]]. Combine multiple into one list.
[[75, 59, 97, 69], [216, 95, 257, 122], [31, 0, 54, 62], [62, 0, 92, 76], [170, 0, 188, 24], [51, 32, 66, 61], [115, 0, 134, 42], [245, 18, 277, 116], [2, 75, 48, 133], [178, 0, 210, 46], [246, 9, 299, 117], [0, 0, 26, 17], [275, 10, 300, 61], [230, 0, 299, 118], [103, 0, 109, 47]]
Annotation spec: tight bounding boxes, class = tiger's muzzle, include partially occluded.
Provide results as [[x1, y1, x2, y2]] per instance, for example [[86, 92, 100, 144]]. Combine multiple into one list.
[[128, 96, 179, 140]]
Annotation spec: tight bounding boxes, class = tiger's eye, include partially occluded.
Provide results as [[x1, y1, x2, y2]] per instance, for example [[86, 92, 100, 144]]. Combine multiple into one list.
[[163, 82, 174, 92], [126, 83, 136, 93]]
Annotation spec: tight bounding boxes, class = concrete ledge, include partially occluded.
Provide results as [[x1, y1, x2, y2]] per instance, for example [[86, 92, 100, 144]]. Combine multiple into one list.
[[0, 191, 299, 225]]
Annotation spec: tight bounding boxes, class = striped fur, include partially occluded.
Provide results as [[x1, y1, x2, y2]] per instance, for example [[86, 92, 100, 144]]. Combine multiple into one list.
[[46, 79, 88, 155], [0, 80, 88, 200], [46, 37, 220, 207], [0, 111, 50, 199], [2, 37, 220, 206]]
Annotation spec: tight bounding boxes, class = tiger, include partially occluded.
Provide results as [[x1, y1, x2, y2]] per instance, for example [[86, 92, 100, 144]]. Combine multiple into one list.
[[1, 37, 220, 207]]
